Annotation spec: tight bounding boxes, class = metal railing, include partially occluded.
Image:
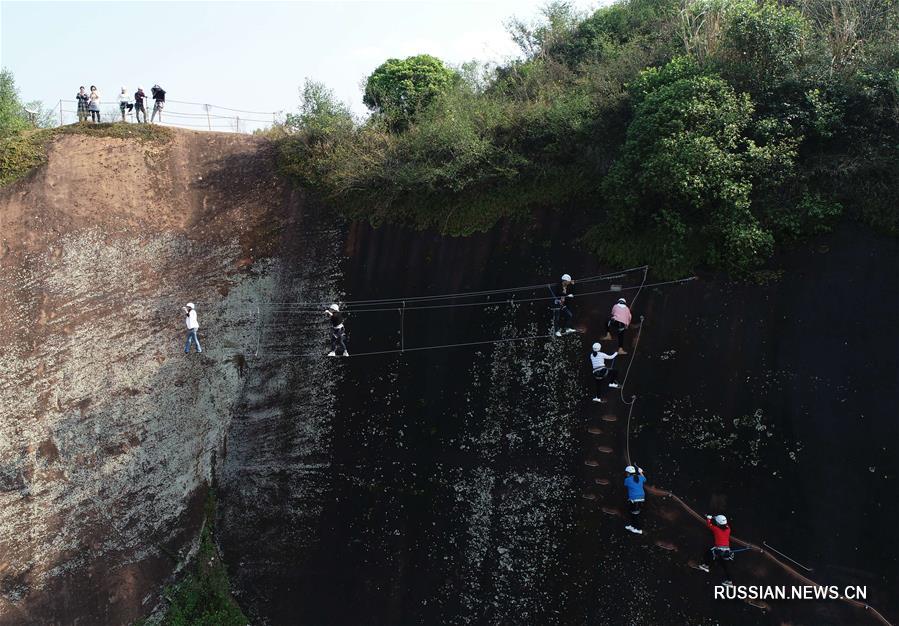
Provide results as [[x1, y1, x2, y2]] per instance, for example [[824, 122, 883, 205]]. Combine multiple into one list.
[[58, 98, 283, 133]]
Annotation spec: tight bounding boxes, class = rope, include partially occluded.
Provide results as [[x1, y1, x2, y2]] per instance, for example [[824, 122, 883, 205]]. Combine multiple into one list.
[[618, 316, 645, 405], [629, 266, 650, 309], [625, 400, 636, 467], [762, 541, 814, 572], [166, 99, 277, 115], [260, 282, 665, 314], [250, 332, 557, 359], [257, 277, 697, 316], [259, 265, 650, 307]]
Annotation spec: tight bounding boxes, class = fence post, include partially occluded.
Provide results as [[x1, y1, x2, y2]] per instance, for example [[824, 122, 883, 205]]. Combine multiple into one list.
[[59, 99, 63, 126], [205, 104, 211, 131], [236, 115, 240, 133]]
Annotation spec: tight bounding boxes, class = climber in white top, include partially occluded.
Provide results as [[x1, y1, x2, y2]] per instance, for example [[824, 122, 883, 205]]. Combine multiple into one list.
[[182, 302, 202, 354], [588, 341, 619, 403]]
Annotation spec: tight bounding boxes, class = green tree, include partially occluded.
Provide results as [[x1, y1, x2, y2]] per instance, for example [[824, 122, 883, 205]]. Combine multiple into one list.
[[0, 69, 30, 137], [597, 58, 778, 274], [718, 0, 808, 94], [363, 54, 459, 129], [285, 79, 353, 139]]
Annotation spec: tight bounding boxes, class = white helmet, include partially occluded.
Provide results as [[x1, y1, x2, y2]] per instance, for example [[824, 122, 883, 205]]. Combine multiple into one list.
[[592, 342, 601, 352], [561, 273, 572, 282], [624, 465, 636, 474], [617, 298, 627, 305], [185, 302, 195, 309], [329, 303, 340, 312], [714, 514, 728, 526]]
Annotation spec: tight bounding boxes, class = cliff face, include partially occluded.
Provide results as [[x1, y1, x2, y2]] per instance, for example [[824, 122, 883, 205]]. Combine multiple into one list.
[[2, 130, 896, 626], [219, 219, 899, 626], [0, 129, 326, 624]]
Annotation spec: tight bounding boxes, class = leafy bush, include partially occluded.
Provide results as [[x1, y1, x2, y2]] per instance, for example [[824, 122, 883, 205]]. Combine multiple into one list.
[[593, 59, 783, 275]]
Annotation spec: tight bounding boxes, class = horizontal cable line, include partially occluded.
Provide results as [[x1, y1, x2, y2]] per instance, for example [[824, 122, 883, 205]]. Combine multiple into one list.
[[246, 332, 557, 359], [260, 265, 648, 307], [166, 99, 277, 115], [63, 107, 272, 124], [254, 276, 694, 315], [62, 98, 277, 116]]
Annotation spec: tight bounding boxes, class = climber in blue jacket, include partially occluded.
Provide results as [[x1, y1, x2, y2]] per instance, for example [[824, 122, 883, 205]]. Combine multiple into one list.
[[624, 465, 646, 535]]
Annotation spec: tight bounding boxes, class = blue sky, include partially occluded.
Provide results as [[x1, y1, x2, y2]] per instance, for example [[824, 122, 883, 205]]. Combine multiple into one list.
[[1, 0, 606, 128]]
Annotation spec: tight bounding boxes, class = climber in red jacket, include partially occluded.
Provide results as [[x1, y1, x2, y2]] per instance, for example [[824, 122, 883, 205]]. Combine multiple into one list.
[[698, 514, 734, 585]]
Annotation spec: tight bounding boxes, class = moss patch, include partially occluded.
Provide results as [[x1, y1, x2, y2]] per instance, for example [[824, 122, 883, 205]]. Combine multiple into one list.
[[0, 129, 54, 187], [159, 490, 248, 626]]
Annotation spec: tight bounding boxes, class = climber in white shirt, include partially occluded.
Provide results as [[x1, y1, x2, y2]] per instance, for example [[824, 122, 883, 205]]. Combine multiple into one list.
[[182, 302, 202, 354]]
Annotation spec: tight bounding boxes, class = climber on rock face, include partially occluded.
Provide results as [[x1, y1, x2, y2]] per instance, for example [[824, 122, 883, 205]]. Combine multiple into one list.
[[182, 303, 202, 354], [325, 303, 348, 357], [699, 514, 734, 585], [553, 273, 576, 337], [589, 341, 619, 403], [604, 297, 632, 354], [624, 465, 646, 535]]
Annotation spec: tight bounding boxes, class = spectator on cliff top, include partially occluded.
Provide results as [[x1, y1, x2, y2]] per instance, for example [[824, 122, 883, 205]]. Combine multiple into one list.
[[150, 84, 166, 123], [624, 465, 646, 535], [118, 87, 133, 122], [553, 273, 576, 337], [698, 514, 734, 585], [325, 303, 348, 357], [589, 341, 619, 403], [183, 303, 202, 354], [134, 87, 147, 123], [88, 85, 101, 123], [76, 86, 89, 123], [604, 297, 632, 354]]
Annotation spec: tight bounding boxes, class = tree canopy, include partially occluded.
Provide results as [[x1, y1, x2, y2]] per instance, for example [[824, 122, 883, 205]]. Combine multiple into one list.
[[363, 54, 460, 128]]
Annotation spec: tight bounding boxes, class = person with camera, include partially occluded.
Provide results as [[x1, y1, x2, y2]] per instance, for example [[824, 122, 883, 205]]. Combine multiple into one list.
[[182, 302, 202, 354]]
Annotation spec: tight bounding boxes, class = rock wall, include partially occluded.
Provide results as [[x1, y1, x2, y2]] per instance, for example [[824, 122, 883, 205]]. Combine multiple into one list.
[[0, 129, 317, 624]]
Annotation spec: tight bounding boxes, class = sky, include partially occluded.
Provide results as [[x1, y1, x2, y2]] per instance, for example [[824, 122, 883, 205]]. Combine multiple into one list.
[[1, 0, 607, 129]]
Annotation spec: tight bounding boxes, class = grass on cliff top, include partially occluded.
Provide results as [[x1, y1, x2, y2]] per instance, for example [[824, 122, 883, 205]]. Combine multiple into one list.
[[0, 123, 172, 188], [158, 490, 249, 626]]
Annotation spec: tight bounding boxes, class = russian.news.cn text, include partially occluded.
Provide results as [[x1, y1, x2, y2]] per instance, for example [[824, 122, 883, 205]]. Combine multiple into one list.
[[714, 585, 867, 601]]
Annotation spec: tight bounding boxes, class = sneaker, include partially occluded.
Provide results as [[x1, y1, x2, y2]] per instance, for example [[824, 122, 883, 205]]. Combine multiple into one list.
[[723, 580, 733, 586], [342, 351, 349, 357], [592, 397, 602, 403], [327, 351, 336, 357], [608, 383, 620, 389], [633, 528, 643, 534], [698, 564, 710, 573], [624, 525, 634, 532], [565, 328, 578, 334], [554, 331, 562, 337]]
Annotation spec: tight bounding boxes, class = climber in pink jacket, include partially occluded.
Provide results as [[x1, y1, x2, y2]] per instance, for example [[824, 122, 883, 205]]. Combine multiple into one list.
[[604, 298, 632, 354]]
